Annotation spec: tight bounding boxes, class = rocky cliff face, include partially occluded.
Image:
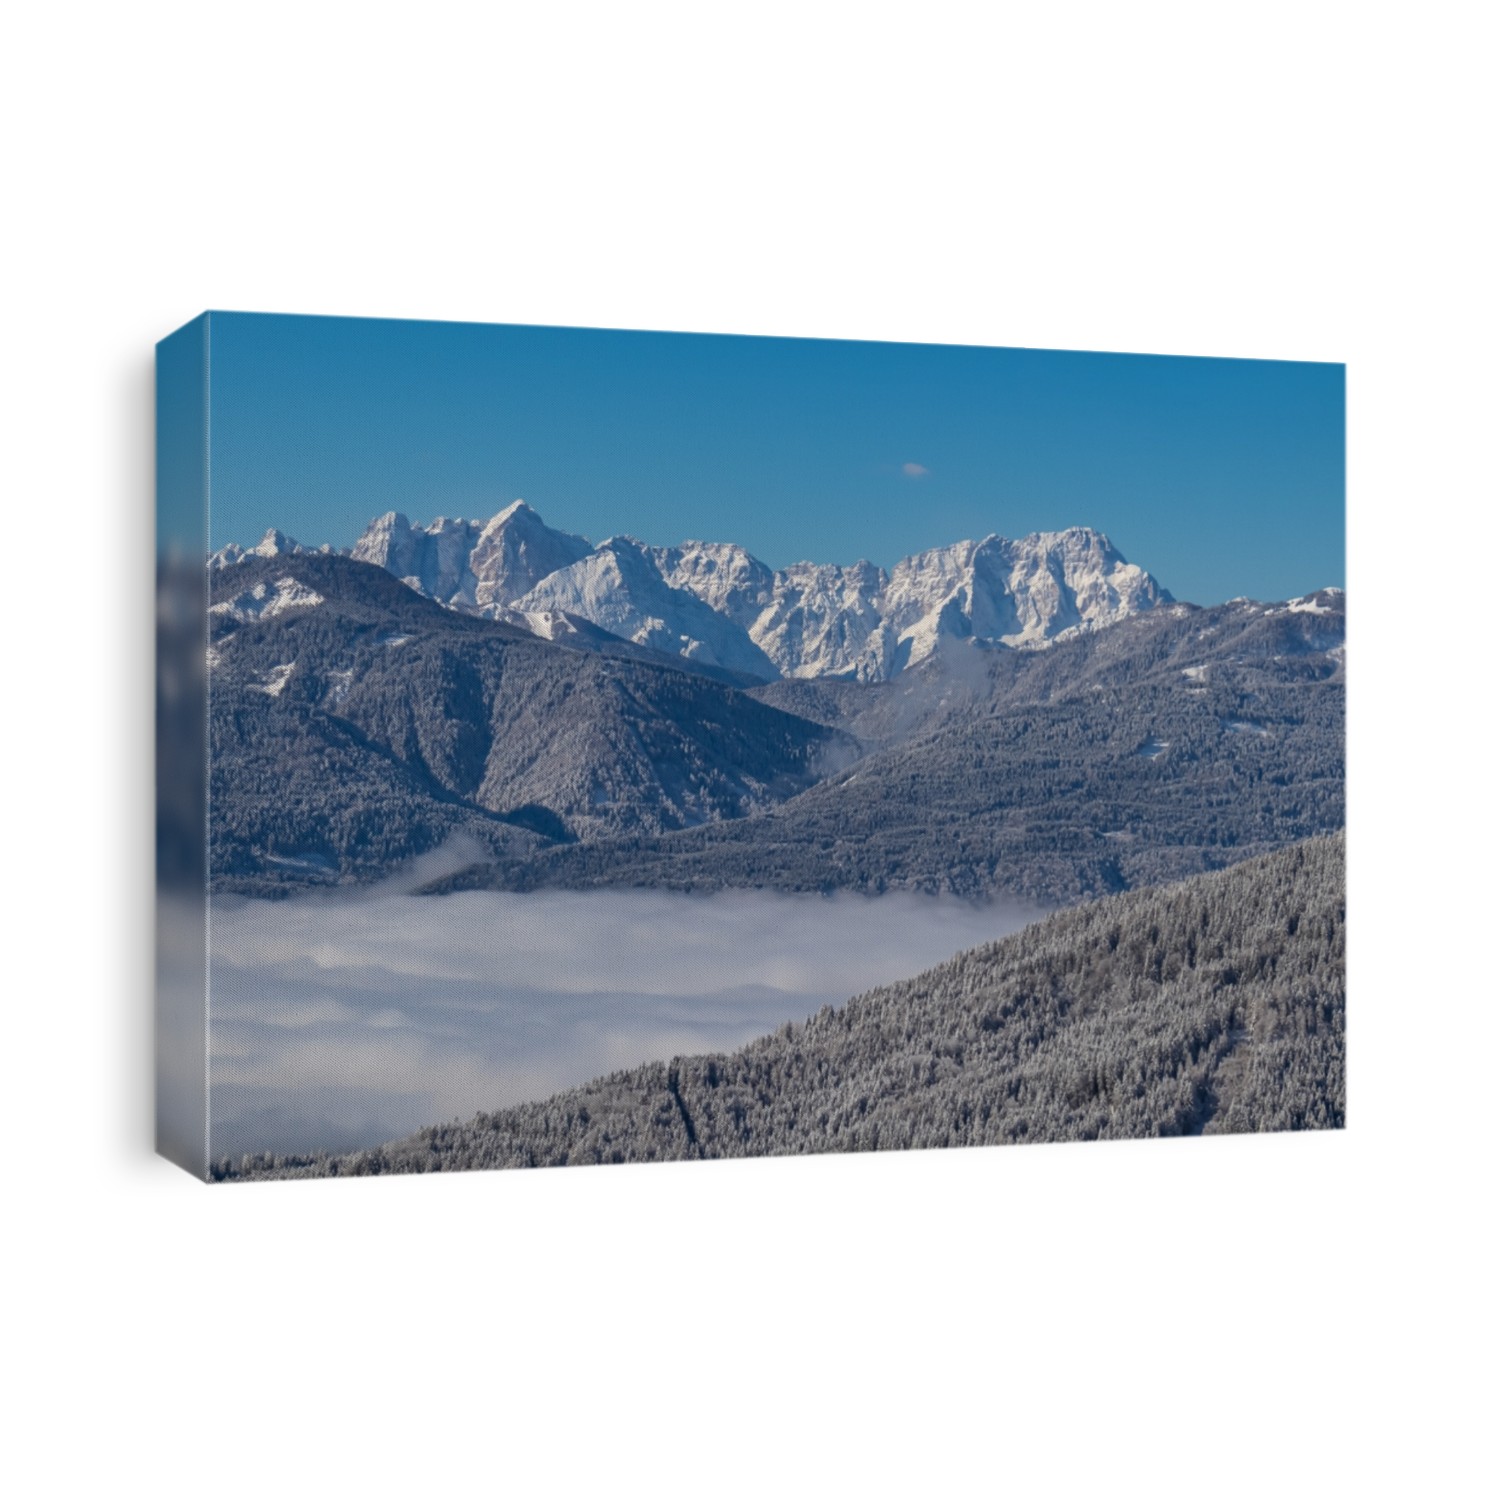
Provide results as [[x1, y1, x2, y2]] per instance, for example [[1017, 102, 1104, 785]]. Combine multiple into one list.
[[223, 502, 1175, 680]]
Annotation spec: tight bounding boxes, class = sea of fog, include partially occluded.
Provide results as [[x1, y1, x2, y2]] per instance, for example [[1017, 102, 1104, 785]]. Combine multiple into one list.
[[208, 865, 1044, 1160]]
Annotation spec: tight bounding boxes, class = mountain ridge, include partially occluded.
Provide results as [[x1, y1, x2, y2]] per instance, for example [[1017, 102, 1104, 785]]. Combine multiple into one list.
[[206, 553, 852, 892], [226, 833, 1345, 1179], [422, 585, 1345, 906], [203, 551, 1342, 903], [214, 502, 1177, 682]]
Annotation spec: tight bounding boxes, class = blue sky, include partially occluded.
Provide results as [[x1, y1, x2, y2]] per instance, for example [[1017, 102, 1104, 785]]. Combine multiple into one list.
[[196, 311, 1343, 604]]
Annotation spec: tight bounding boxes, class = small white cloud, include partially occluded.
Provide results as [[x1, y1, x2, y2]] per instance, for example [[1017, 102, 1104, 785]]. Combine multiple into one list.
[[901, 462, 930, 478]]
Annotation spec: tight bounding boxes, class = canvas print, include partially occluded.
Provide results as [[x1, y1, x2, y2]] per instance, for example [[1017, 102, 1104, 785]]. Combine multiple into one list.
[[155, 313, 1345, 1182]]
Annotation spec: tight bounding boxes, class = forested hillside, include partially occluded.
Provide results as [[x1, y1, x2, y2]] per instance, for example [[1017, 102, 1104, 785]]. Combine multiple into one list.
[[228, 833, 1344, 1180], [429, 596, 1344, 905], [209, 555, 1342, 903], [208, 556, 848, 890], [748, 589, 1343, 750]]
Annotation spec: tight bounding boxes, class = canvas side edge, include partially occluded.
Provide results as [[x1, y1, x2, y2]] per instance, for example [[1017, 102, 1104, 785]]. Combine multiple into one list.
[[155, 315, 211, 1180]]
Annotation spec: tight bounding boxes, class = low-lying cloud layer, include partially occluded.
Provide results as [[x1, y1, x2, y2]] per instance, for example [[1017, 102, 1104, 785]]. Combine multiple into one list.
[[208, 873, 1043, 1159]]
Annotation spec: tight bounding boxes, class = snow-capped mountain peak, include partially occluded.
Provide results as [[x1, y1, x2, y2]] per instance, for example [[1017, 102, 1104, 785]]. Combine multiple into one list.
[[470, 502, 592, 610], [209, 527, 306, 570], [220, 503, 1176, 681], [488, 498, 538, 526], [514, 535, 779, 679], [350, 511, 483, 605]]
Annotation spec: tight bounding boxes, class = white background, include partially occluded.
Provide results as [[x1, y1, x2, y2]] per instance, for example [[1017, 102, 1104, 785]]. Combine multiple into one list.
[[4, 3, 1493, 1495]]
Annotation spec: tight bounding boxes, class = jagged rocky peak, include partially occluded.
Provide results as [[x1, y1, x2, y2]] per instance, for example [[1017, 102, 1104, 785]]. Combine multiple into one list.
[[989, 527, 1170, 642], [255, 526, 300, 556], [470, 500, 593, 609], [209, 527, 306, 569], [225, 503, 1178, 681], [349, 510, 415, 569], [483, 498, 538, 527], [350, 509, 483, 607], [346, 501, 593, 611], [651, 540, 778, 626], [749, 557, 891, 681], [516, 535, 781, 680], [792, 526, 1173, 675]]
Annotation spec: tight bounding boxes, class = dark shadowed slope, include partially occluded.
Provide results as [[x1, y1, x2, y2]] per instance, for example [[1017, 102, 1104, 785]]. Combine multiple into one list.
[[434, 594, 1344, 906], [229, 833, 1343, 1180], [209, 555, 851, 891]]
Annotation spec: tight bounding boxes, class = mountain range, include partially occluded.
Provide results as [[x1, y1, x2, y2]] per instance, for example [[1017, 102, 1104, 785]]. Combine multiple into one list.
[[206, 543, 1343, 903], [432, 583, 1345, 905], [207, 554, 850, 891], [213, 502, 1174, 682]]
